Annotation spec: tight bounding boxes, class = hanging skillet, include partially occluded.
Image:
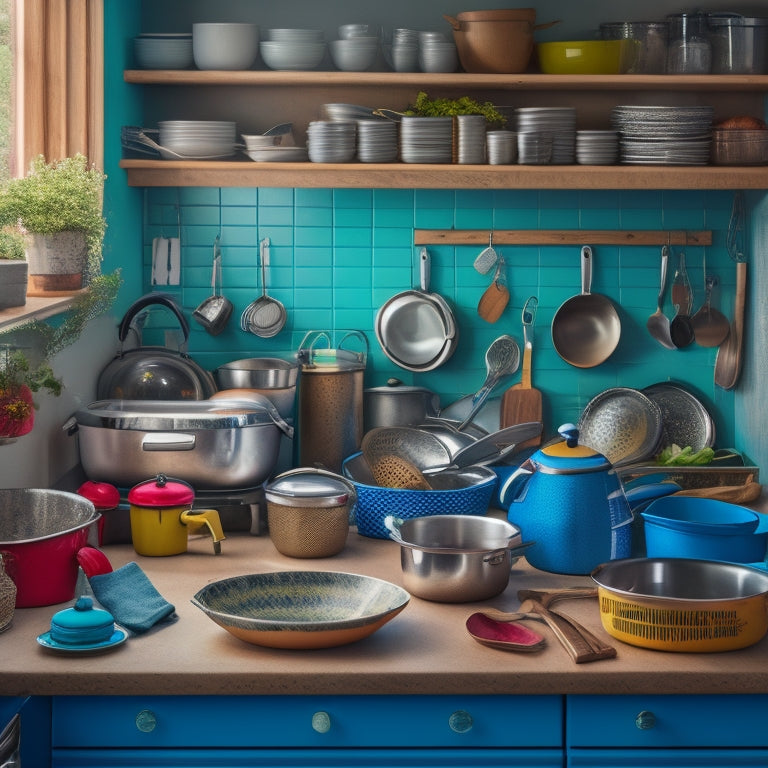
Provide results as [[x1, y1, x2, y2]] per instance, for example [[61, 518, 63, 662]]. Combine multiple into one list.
[[375, 248, 458, 372]]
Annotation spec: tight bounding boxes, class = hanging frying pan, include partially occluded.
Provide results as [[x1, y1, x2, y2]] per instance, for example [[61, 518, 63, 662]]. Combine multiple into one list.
[[552, 246, 621, 368], [375, 248, 458, 372]]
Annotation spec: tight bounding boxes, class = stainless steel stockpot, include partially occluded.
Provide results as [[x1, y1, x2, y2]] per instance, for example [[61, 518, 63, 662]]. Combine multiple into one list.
[[74, 396, 293, 491], [384, 514, 522, 603]]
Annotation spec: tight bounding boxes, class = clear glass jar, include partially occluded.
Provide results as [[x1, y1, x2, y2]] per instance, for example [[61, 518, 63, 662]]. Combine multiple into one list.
[[599, 21, 669, 73], [666, 13, 712, 73]]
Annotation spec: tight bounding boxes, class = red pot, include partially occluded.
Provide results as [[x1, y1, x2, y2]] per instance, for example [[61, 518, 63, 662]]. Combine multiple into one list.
[[0, 489, 100, 607]]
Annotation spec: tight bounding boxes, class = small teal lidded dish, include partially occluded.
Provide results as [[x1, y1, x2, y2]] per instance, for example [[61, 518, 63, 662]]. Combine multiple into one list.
[[37, 596, 127, 652]]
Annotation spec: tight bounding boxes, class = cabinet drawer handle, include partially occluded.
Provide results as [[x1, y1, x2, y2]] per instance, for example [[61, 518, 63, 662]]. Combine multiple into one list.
[[449, 710, 474, 733], [635, 710, 656, 730], [312, 711, 332, 733], [135, 709, 158, 733]]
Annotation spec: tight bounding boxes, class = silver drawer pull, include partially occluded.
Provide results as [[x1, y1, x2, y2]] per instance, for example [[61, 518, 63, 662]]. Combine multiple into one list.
[[312, 711, 331, 733], [449, 710, 473, 733], [135, 709, 157, 733], [635, 710, 656, 730]]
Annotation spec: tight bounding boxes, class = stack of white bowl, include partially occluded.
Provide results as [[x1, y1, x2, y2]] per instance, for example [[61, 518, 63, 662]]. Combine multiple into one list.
[[307, 121, 357, 163], [356, 120, 398, 163], [576, 130, 620, 165], [384, 28, 419, 72], [329, 37, 379, 71], [134, 33, 194, 70], [400, 116, 453, 164], [261, 29, 326, 70], [418, 31, 458, 73], [157, 121, 237, 158], [192, 23, 259, 70]]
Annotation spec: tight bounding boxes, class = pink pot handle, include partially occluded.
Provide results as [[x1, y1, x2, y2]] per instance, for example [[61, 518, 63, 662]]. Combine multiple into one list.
[[76, 546, 114, 578]]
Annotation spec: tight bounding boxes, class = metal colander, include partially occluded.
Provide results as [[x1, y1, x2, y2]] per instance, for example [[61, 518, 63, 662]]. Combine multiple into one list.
[[577, 387, 663, 466]]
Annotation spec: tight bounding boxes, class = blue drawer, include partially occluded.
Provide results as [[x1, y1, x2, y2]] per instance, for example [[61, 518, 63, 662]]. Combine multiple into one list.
[[567, 694, 768, 748], [53, 695, 563, 749]]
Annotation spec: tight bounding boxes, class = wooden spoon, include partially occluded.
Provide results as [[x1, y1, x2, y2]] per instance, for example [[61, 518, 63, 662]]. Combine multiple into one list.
[[477, 257, 509, 323]]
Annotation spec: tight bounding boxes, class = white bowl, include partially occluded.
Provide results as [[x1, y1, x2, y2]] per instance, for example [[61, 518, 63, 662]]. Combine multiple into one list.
[[338, 24, 374, 39], [192, 23, 259, 70], [134, 37, 194, 69], [260, 41, 326, 70], [329, 39, 378, 71], [266, 28, 324, 43]]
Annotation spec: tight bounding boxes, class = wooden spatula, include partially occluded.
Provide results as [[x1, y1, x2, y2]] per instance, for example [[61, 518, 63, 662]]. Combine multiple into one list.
[[500, 296, 542, 449], [477, 256, 509, 323]]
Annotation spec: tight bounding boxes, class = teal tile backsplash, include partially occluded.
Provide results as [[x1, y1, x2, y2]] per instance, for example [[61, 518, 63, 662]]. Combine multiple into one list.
[[142, 186, 738, 446]]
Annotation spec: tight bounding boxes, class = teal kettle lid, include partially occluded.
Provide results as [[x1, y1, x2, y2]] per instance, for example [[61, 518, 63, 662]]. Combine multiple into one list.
[[532, 424, 611, 472]]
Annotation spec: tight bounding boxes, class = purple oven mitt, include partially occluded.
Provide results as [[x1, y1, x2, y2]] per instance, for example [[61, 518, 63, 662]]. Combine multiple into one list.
[[89, 562, 177, 634]]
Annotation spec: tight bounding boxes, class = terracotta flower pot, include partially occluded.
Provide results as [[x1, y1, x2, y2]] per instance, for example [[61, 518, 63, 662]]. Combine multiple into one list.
[[26, 231, 88, 295], [0, 384, 34, 439]]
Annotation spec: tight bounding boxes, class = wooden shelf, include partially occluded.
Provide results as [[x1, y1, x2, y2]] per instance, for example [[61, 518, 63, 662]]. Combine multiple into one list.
[[0, 294, 78, 332], [120, 159, 768, 190], [124, 70, 768, 92]]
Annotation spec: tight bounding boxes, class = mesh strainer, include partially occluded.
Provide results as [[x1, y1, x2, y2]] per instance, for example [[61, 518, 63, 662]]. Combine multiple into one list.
[[240, 237, 287, 337], [577, 387, 663, 466], [361, 426, 451, 472]]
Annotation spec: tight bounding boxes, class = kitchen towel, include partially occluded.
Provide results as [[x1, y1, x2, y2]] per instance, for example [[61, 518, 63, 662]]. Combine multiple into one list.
[[89, 562, 177, 634]]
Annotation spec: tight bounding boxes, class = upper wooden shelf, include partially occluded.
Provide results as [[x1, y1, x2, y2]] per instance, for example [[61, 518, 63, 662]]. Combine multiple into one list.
[[120, 159, 768, 190], [124, 70, 768, 92]]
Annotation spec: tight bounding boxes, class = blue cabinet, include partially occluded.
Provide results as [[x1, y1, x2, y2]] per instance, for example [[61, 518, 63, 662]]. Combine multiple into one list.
[[52, 694, 563, 767], [567, 694, 768, 767]]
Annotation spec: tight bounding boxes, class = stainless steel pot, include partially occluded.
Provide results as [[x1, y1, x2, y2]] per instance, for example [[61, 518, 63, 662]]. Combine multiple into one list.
[[98, 294, 217, 400], [364, 380, 440, 430], [384, 514, 523, 602], [215, 357, 299, 389], [74, 396, 293, 491], [375, 248, 458, 372]]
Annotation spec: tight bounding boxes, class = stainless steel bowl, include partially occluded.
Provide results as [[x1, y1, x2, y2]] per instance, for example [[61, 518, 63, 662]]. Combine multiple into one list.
[[384, 514, 522, 602], [215, 357, 299, 389]]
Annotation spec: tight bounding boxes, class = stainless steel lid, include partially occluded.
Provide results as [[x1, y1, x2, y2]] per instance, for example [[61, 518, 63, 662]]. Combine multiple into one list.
[[265, 471, 350, 507]]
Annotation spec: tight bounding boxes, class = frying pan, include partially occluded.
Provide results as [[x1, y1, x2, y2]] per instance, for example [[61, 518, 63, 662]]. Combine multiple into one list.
[[375, 248, 458, 372], [552, 246, 621, 368]]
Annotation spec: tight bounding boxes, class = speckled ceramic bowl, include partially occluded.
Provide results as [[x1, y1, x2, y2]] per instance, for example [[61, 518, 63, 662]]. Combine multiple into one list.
[[191, 571, 410, 649]]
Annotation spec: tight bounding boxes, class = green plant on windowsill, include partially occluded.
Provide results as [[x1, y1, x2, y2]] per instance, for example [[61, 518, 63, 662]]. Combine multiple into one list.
[[0, 226, 27, 261]]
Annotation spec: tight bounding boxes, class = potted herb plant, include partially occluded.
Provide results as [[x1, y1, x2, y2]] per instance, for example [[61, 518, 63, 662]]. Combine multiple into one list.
[[0, 225, 28, 309], [0, 154, 107, 295]]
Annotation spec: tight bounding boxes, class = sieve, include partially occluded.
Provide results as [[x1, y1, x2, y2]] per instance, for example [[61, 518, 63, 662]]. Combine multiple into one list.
[[361, 426, 451, 473], [241, 237, 287, 337]]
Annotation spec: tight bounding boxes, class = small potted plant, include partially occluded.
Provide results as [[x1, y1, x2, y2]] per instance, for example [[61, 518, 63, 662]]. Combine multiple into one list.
[[0, 154, 107, 295], [0, 225, 28, 309]]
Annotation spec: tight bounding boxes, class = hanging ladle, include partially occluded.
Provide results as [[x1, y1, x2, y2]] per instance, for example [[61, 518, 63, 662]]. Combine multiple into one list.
[[646, 244, 675, 350], [669, 250, 695, 348], [458, 335, 520, 430], [691, 274, 730, 348]]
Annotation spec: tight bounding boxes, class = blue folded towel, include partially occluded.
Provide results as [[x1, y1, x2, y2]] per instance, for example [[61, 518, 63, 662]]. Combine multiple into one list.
[[89, 562, 177, 634]]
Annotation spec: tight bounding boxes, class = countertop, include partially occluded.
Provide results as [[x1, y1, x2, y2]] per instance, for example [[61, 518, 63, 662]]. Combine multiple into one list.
[[3, 526, 768, 699]]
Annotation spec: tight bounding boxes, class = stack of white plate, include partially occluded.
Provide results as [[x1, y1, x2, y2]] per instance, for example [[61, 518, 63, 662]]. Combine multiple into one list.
[[576, 130, 620, 165], [400, 117, 453, 164], [516, 107, 576, 164], [157, 120, 237, 158], [356, 120, 398, 163], [307, 121, 357, 163], [454, 115, 487, 164], [611, 105, 714, 165], [134, 33, 193, 69]]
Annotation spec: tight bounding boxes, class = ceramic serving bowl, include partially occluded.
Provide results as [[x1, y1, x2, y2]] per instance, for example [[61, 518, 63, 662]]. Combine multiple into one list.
[[191, 571, 409, 649], [537, 40, 627, 74]]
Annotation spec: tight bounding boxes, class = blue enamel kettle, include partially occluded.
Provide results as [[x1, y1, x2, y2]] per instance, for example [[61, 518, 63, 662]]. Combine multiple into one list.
[[499, 424, 633, 575]]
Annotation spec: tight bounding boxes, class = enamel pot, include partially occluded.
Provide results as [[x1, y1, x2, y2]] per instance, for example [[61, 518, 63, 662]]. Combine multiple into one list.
[[375, 248, 458, 372], [499, 424, 634, 575]]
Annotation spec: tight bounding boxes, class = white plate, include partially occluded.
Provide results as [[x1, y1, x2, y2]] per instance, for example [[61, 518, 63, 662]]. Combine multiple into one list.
[[244, 147, 308, 162]]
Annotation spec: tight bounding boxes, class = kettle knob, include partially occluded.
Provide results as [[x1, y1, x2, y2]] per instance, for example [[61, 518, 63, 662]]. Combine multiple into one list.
[[558, 423, 579, 448]]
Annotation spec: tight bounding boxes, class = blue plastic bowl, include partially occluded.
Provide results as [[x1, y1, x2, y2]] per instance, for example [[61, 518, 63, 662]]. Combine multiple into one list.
[[641, 496, 767, 563], [342, 452, 497, 539]]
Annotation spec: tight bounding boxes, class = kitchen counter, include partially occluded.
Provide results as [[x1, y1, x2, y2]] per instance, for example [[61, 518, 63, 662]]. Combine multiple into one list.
[[3, 527, 768, 698]]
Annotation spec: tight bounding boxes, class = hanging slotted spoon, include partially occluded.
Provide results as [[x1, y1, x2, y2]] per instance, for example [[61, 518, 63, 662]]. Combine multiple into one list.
[[241, 237, 287, 338], [458, 335, 520, 430], [646, 244, 675, 350]]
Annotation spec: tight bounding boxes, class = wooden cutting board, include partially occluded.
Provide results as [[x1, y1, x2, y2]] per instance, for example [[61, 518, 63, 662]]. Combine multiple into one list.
[[500, 337, 543, 449]]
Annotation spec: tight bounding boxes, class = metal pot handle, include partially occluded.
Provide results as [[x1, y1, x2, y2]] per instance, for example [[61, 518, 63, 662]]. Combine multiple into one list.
[[117, 293, 191, 351]]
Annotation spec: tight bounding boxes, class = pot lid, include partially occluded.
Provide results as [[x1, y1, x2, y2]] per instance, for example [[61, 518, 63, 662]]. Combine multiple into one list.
[[77, 481, 121, 510], [265, 470, 350, 507], [76, 397, 281, 430], [533, 424, 611, 472], [51, 597, 114, 634], [128, 474, 194, 507]]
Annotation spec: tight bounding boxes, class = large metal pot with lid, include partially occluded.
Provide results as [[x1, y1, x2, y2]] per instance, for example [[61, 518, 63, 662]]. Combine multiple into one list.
[[364, 379, 440, 430], [74, 396, 293, 491], [265, 468, 356, 558]]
